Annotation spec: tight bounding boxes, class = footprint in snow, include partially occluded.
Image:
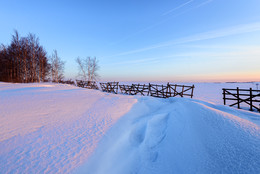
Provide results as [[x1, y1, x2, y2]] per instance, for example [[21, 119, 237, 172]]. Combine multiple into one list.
[[143, 113, 169, 162], [144, 113, 169, 149], [129, 113, 169, 162], [129, 122, 147, 146]]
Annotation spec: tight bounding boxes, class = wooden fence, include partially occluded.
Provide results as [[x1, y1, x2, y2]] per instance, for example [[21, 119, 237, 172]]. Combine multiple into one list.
[[71, 80, 195, 99], [76, 80, 99, 89], [100, 82, 119, 94], [149, 83, 194, 98], [59, 80, 75, 85], [223, 87, 260, 112], [119, 84, 149, 96], [119, 83, 194, 98]]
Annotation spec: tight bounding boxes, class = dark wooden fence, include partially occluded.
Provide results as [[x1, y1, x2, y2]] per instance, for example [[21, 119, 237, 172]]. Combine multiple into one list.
[[119, 84, 149, 96], [76, 80, 99, 89], [59, 80, 75, 85], [100, 82, 119, 94], [70, 80, 195, 99], [149, 83, 194, 98], [149, 84, 168, 98], [223, 87, 260, 112], [119, 83, 194, 98]]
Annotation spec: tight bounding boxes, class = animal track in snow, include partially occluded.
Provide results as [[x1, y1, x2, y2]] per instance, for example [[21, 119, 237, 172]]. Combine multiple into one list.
[[144, 113, 169, 149]]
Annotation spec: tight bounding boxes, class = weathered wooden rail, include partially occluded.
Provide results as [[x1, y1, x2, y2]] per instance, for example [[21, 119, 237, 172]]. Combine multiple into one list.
[[76, 80, 99, 89], [167, 84, 194, 98], [149, 83, 194, 98], [119, 83, 194, 98], [223, 87, 260, 112], [59, 80, 75, 85], [100, 82, 119, 94], [119, 84, 149, 96], [74, 80, 194, 99]]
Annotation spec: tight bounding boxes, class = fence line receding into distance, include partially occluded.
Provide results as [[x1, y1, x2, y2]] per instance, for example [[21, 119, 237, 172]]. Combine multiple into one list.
[[60, 80, 195, 99], [102, 82, 195, 98], [59, 80, 195, 98], [59, 80, 260, 113]]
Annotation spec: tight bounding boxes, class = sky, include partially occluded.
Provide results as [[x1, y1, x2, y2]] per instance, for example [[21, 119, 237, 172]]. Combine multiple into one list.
[[0, 0, 260, 82]]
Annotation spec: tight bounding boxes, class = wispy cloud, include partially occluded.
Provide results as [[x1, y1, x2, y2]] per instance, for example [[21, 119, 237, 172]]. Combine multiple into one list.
[[103, 57, 159, 66], [162, 0, 213, 16], [110, 0, 214, 46], [103, 45, 260, 70], [175, 22, 260, 43], [103, 53, 190, 66], [195, 0, 213, 8], [105, 22, 260, 58], [169, 48, 260, 60], [162, 0, 194, 16]]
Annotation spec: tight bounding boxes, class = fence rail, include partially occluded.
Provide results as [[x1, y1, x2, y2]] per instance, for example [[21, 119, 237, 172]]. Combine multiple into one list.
[[149, 84, 168, 98], [119, 84, 149, 96], [100, 82, 119, 94], [59, 80, 75, 85], [149, 83, 194, 98], [223, 87, 260, 112], [69, 80, 195, 99], [76, 80, 99, 89], [119, 83, 194, 98]]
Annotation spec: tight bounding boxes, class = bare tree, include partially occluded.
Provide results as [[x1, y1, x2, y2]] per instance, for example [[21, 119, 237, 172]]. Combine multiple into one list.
[[76, 57, 87, 81], [89, 57, 99, 81], [0, 44, 9, 82], [0, 30, 49, 83], [50, 50, 65, 82], [76, 57, 99, 81]]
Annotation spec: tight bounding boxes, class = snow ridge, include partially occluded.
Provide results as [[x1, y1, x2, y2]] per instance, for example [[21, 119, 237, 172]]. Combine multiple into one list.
[[77, 97, 260, 174]]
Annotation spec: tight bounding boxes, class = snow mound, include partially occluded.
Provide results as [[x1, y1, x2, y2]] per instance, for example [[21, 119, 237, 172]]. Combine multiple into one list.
[[76, 97, 260, 174]]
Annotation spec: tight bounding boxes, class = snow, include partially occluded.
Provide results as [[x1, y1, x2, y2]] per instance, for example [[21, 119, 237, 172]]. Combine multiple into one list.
[[0, 82, 260, 173], [0, 82, 137, 173], [76, 97, 260, 174]]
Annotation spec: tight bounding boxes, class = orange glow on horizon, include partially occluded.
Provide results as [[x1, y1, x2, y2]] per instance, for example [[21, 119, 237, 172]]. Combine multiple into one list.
[[102, 71, 260, 83]]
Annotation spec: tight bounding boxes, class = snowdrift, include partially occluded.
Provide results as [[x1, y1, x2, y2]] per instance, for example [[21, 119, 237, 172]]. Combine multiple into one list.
[[76, 97, 260, 174], [0, 82, 260, 174]]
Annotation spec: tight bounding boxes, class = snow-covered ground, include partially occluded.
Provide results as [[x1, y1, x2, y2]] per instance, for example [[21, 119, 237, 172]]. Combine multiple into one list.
[[0, 82, 260, 173], [0, 82, 137, 173]]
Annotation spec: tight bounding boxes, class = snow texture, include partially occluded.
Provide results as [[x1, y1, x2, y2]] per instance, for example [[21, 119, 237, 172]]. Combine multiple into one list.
[[76, 97, 260, 174], [1, 82, 260, 174], [0, 82, 137, 173]]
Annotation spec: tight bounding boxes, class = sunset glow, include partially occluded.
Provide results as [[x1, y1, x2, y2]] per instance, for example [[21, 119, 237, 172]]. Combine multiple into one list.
[[0, 0, 260, 82]]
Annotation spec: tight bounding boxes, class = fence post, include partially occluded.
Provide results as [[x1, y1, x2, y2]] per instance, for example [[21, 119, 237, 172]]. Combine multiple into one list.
[[181, 85, 184, 97], [148, 83, 151, 96], [191, 85, 194, 98], [250, 88, 253, 111], [174, 85, 177, 96], [166, 82, 170, 98], [223, 89, 226, 105], [116, 82, 118, 94], [237, 87, 240, 109], [156, 85, 158, 97], [162, 84, 164, 98]]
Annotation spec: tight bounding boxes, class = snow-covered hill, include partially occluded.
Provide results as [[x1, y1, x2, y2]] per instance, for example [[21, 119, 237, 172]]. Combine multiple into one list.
[[0, 82, 260, 174]]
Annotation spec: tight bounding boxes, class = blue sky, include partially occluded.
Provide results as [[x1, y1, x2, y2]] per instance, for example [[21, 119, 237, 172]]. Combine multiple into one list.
[[1, 0, 260, 82]]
